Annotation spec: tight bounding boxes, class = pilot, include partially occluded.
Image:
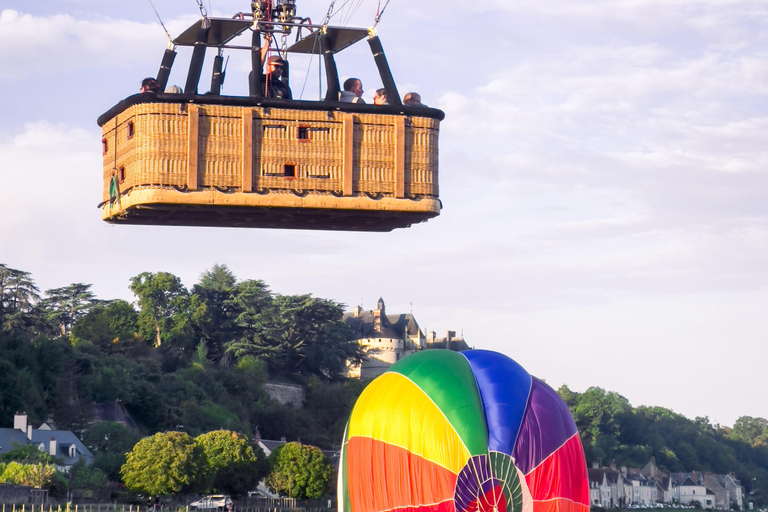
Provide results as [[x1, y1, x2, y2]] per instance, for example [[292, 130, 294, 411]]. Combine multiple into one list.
[[265, 55, 292, 99]]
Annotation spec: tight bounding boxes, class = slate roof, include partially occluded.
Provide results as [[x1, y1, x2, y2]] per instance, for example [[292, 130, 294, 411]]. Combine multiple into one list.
[[588, 468, 607, 484], [343, 300, 422, 341], [92, 400, 139, 430], [0, 427, 94, 466]]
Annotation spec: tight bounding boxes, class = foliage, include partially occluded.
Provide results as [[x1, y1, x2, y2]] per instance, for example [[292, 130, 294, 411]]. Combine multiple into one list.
[[121, 431, 207, 495], [83, 422, 142, 481], [130, 272, 202, 349], [0, 443, 58, 464], [265, 442, 334, 499], [731, 417, 768, 447], [0, 461, 56, 488], [70, 300, 142, 353], [2, 261, 768, 506], [38, 283, 98, 337], [196, 430, 268, 496], [69, 459, 108, 490]]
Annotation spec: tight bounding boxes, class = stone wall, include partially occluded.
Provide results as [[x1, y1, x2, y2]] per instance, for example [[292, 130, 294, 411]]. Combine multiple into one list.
[[263, 382, 305, 408], [0, 484, 49, 505]]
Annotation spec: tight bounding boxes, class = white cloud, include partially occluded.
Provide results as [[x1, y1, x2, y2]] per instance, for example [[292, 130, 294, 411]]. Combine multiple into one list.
[[0, 9, 198, 79]]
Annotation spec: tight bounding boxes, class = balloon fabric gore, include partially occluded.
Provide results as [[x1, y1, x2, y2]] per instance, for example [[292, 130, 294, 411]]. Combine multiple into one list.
[[338, 350, 590, 512]]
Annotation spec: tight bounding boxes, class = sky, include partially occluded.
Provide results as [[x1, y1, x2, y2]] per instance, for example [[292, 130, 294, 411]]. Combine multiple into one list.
[[1, 0, 767, 428]]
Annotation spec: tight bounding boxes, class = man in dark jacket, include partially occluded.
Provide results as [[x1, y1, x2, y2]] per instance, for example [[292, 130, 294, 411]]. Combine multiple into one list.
[[265, 55, 292, 99]]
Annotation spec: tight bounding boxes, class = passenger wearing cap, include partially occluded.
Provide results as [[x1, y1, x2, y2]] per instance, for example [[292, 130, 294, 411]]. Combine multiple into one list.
[[265, 55, 292, 99]]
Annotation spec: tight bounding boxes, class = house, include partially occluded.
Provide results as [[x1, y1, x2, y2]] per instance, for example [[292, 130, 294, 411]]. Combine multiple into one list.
[[671, 473, 716, 509], [343, 298, 467, 379], [0, 412, 94, 469], [588, 467, 613, 507], [590, 460, 743, 510]]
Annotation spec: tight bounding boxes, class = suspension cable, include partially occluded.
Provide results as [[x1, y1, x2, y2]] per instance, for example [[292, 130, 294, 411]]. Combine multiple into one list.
[[146, 0, 174, 46], [373, 0, 391, 28]]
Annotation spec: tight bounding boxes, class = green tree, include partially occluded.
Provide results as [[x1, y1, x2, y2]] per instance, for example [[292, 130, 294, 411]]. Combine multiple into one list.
[[0, 264, 40, 331], [193, 265, 239, 365], [130, 272, 199, 348], [196, 430, 267, 496], [0, 461, 56, 488], [71, 300, 142, 353], [0, 443, 58, 464], [223, 280, 275, 366], [121, 431, 208, 495], [38, 283, 98, 336], [265, 295, 362, 380], [265, 442, 334, 499], [69, 459, 108, 490], [83, 422, 142, 482], [731, 417, 768, 447]]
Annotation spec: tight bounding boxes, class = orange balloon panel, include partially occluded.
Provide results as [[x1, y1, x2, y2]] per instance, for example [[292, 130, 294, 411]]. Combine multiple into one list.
[[346, 437, 459, 512]]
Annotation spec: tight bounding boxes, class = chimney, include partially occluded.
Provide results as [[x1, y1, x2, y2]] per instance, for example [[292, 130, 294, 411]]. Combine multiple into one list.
[[27, 425, 33, 441], [354, 305, 362, 318], [447, 330, 455, 343], [14, 412, 27, 432], [49, 437, 57, 457]]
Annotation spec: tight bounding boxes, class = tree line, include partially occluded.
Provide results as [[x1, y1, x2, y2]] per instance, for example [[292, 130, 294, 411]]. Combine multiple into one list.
[[0, 262, 767, 505], [560, 386, 768, 506]]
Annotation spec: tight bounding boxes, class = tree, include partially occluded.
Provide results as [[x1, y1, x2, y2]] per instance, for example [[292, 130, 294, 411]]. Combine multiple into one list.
[[0, 264, 40, 331], [0, 443, 58, 464], [265, 442, 334, 499], [121, 431, 207, 495], [38, 283, 97, 336], [224, 280, 275, 366], [69, 459, 108, 490], [731, 417, 768, 447], [0, 461, 56, 488], [130, 272, 198, 348], [71, 300, 142, 353], [267, 295, 362, 380], [83, 422, 142, 482], [193, 265, 239, 364], [196, 430, 267, 496]]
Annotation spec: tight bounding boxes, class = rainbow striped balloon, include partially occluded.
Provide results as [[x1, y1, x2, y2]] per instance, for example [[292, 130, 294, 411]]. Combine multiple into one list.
[[338, 349, 589, 512]]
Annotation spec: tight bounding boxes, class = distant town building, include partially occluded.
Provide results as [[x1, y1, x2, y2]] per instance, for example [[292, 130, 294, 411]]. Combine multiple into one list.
[[588, 458, 743, 510], [343, 298, 468, 379], [0, 412, 94, 469]]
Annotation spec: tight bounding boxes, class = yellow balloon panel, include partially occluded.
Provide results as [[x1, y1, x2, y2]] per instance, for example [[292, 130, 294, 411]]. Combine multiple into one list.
[[348, 372, 470, 474]]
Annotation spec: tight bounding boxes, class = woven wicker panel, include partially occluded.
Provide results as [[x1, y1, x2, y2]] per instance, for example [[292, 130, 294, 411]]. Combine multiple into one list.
[[199, 108, 242, 188], [103, 105, 190, 193], [102, 102, 441, 203], [405, 124, 439, 196], [357, 117, 395, 194], [257, 109, 344, 191]]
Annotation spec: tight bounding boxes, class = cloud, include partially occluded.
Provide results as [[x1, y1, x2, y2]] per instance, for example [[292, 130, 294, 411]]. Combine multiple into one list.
[[0, 9, 198, 80]]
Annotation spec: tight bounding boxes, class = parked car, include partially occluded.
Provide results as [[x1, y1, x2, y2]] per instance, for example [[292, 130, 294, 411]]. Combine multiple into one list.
[[190, 495, 234, 511]]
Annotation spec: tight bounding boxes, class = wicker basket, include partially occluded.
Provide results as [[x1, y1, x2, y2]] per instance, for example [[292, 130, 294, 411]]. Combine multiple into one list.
[[101, 101, 441, 231]]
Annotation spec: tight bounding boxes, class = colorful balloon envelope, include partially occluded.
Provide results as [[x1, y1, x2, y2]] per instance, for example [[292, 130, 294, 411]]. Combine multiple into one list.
[[339, 349, 589, 512]]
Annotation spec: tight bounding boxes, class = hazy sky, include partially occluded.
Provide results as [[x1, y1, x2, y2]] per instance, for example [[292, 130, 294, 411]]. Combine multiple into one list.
[[1, 0, 767, 427]]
